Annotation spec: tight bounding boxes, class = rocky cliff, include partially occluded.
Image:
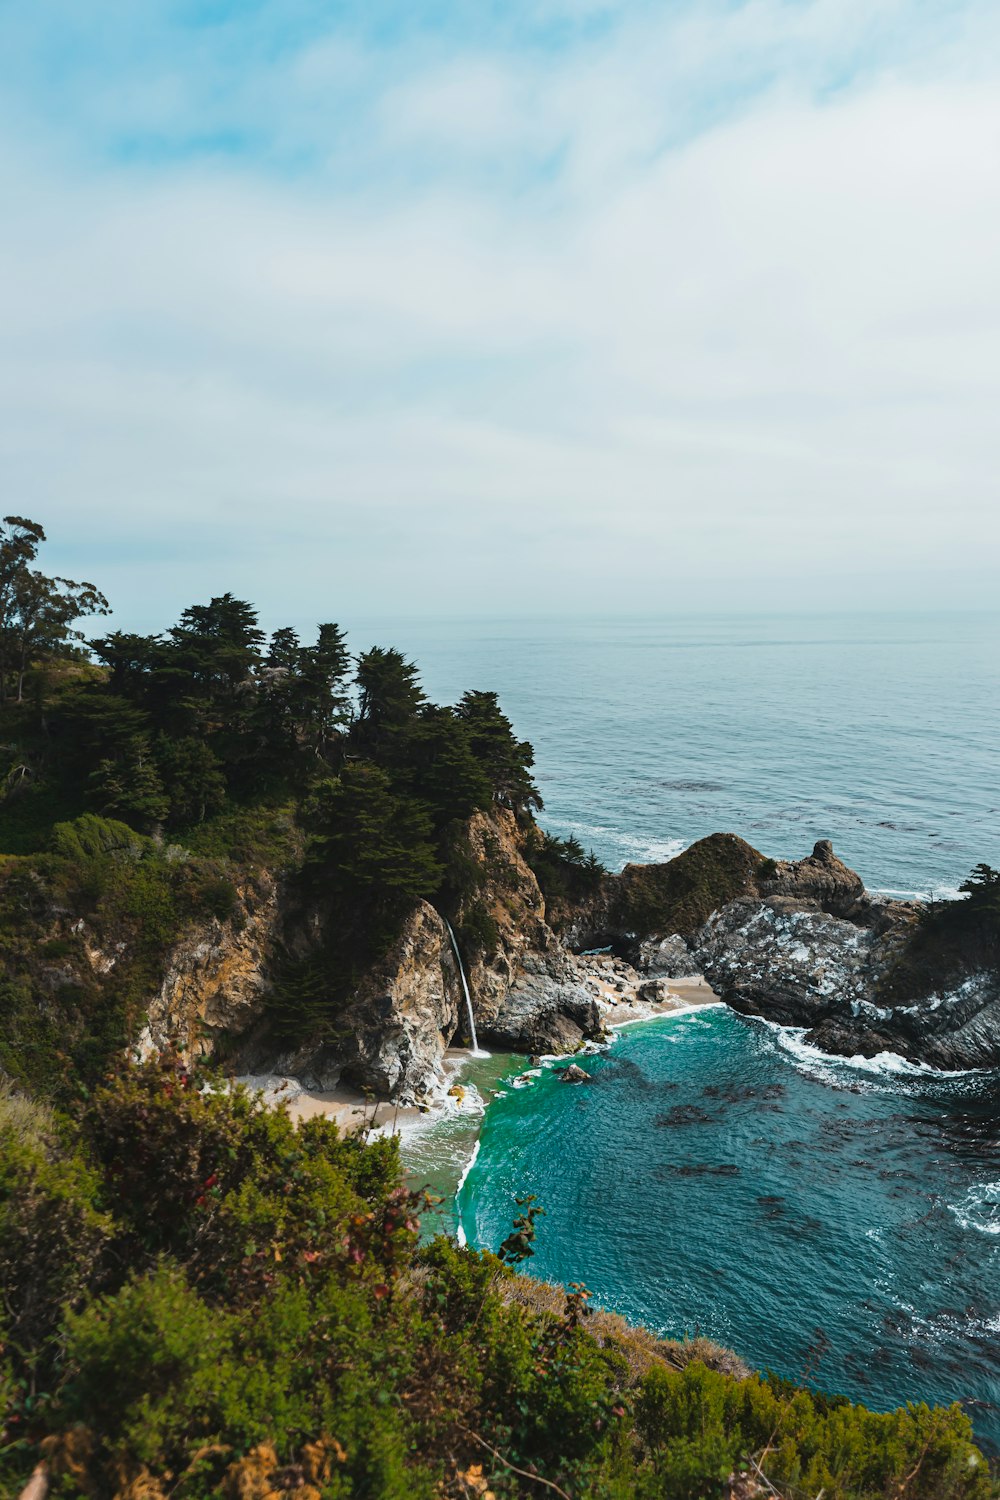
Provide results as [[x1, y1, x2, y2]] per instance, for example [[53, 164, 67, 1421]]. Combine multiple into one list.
[[103, 825, 1000, 1097], [572, 835, 1000, 1072], [133, 807, 610, 1104], [135, 872, 281, 1062]]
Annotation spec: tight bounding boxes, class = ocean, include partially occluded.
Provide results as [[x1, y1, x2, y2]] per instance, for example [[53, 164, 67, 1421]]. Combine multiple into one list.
[[346, 611, 1000, 1448], [346, 611, 1000, 896]]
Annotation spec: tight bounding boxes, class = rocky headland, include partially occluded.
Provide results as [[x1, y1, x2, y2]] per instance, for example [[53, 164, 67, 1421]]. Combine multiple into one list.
[[123, 816, 1000, 1103]]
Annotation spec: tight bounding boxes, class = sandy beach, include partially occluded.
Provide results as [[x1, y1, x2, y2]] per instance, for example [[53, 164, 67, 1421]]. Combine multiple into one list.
[[241, 969, 721, 1135]]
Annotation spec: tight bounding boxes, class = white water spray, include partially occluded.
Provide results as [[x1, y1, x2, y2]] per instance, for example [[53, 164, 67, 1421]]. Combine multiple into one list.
[[445, 919, 489, 1057]]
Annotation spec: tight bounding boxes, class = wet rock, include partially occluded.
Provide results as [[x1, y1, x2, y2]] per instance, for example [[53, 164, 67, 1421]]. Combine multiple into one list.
[[559, 1062, 591, 1083]]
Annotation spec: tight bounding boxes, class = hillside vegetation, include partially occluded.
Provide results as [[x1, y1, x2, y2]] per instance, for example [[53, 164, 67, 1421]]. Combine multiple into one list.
[[1, 520, 996, 1497], [0, 518, 568, 1098], [1, 1061, 993, 1500]]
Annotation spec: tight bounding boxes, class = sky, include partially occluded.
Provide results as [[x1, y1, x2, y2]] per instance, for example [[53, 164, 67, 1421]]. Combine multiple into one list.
[[1, 0, 999, 631]]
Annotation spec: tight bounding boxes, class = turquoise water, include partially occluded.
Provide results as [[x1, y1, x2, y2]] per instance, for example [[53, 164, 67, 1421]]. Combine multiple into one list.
[[376, 613, 1000, 1447], [456, 1010, 1000, 1448]]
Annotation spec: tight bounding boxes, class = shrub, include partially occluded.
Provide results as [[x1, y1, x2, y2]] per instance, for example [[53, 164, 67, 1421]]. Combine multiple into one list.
[[0, 1062, 994, 1500]]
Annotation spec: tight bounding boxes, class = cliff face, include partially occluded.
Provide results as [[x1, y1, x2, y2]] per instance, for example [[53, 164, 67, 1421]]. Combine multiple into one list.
[[139, 807, 607, 1103], [450, 808, 550, 1025], [448, 809, 606, 1056], [89, 826, 1000, 1095], [136, 873, 280, 1061], [313, 900, 461, 1101]]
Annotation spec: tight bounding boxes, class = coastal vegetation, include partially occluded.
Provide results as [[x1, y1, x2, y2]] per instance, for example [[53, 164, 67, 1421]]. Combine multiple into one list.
[[1, 1059, 993, 1500], [607, 833, 767, 940], [880, 863, 1000, 1005], [1, 519, 998, 1496], [0, 519, 543, 1095]]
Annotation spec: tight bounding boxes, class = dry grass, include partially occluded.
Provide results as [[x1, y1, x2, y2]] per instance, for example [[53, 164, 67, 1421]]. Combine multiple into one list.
[[492, 1269, 751, 1385], [0, 1073, 56, 1152]]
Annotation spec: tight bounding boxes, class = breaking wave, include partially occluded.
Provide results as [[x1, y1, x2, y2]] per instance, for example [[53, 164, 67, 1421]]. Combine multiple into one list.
[[951, 1182, 1000, 1237]]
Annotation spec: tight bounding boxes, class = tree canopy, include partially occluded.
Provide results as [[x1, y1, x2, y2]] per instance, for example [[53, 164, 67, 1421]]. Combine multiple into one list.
[[0, 515, 109, 703]]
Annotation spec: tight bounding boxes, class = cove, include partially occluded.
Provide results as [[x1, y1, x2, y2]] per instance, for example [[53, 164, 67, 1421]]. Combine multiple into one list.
[[454, 1006, 1000, 1451]]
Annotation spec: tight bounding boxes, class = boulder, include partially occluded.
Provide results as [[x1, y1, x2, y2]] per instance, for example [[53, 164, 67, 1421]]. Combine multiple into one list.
[[637, 934, 696, 976], [759, 840, 866, 917]]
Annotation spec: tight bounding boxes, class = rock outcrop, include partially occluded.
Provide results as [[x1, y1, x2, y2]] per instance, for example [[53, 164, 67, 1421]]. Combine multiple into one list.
[[135, 872, 281, 1060], [322, 901, 461, 1101], [591, 838, 1000, 1072], [483, 945, 606, 1054]]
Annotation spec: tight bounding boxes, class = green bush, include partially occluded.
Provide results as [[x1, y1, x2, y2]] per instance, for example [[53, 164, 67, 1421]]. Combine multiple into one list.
[[0, 1062, 992, 1500]]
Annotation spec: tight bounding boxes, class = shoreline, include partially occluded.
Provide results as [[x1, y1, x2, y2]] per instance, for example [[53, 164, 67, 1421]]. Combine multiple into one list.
[[239, 969, 722, 1140], [237, 975, 724, 1242]]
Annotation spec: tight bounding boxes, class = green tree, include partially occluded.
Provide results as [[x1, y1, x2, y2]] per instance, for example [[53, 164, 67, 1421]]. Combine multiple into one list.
[[265, 626, 302, 672], [305, 764, 442, 952], [456, 690, 541, 814], [154, 735, 227, 826], [88, 738, 169, 829], [394, 706, 491, 829], [168, 594, 265, 701], [296, 622, 352, 758], [8, 569, 110, 702], [352, 648, 425, 757], [90, 630, 169, 697], [0, 516, 46, 702], [0, 517, 109, 703]]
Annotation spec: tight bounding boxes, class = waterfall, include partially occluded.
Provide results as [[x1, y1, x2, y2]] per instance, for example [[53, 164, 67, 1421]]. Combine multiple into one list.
[[445, 919, 488, 1056]]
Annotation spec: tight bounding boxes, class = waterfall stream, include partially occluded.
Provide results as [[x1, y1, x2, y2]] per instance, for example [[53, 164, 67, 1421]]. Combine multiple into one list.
[[445, 919, 489, 1057]]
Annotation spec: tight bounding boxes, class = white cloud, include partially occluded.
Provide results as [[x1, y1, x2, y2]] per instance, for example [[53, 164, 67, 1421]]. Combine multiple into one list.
[[1, 2, 999, 623]]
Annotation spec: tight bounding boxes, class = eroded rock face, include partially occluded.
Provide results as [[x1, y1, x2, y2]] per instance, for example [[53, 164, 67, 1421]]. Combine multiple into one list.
[[483, 946, 606, 1055], [637, 934, 698, 977], [136, 873, 280, 1061], [452, 808, 550, 1027], [333, 901, 461, 1101]]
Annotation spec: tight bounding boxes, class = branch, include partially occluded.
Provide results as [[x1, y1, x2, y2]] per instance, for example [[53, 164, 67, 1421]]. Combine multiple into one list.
[[457, 1426, 573, 1500], [18, 1463, 48, 1500]]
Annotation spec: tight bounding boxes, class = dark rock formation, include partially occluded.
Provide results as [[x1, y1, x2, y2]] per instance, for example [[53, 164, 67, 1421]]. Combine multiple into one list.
[[481, 946, 606, 1055], [554, 834, 1000, 1071], [676, 846, 1000, 1071]]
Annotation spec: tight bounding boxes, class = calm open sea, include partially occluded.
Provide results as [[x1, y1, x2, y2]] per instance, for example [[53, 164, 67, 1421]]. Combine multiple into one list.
[[346, 612, 1000, 1448], [346, 611, 1000, 894]]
